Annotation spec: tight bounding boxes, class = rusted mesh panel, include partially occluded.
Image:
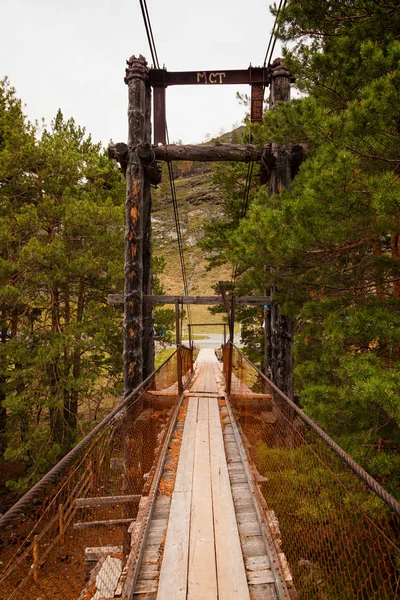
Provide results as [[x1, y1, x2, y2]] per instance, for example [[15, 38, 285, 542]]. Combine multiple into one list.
[[0, 349, 191, 600], [224, 344, 400, 600], [181, 345, 194, 386]]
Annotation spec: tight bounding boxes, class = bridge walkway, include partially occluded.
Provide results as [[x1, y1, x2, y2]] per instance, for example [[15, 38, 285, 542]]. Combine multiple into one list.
[[132, 348, 283, 600]]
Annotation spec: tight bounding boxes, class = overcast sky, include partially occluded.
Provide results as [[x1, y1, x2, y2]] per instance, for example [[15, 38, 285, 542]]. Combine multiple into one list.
[[1, 0, 281, 146]]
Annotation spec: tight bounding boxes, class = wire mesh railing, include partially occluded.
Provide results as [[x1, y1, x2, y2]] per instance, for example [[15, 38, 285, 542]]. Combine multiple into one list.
[[223, 343, 400, 600], [0, 346, 193, 600]]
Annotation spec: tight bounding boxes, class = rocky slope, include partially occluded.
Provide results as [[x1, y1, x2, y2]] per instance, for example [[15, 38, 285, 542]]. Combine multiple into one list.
[[151, 161, 230, 332]]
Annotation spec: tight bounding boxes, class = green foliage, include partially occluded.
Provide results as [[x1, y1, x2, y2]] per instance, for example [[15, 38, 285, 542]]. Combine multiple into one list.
[[255, 439, 393, 599], [152, 255, 175, 344], [200, 1, 400, 493], [0, 86, 126, 491]]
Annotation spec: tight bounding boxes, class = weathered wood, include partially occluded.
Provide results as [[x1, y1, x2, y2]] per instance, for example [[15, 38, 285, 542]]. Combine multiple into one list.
[[265, 58, 294, 400], [85, 546, 123, 561], [153, 86, 166, 145], [209, 397, 250, 600], [58, 503, 64, 545], [121, 394, 184, 600], [75, 495, 141, 508], [188, 399, 217, 599], [149, 67, 273, 87], [138, 142, 262, 163], [74, 518, 135, 530], [109, 294, 271, 305], [157, 397, 198, 599], [142, 81, 155, 380], [84, 546, 123, 581], [123, 54, 149, 397], [108, 142, 129, 176], [32, 535, 39, 583]]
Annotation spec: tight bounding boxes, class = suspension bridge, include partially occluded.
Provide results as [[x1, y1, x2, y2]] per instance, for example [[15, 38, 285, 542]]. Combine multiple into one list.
[[1, 1, 400, 598], [0, 344, 399, 599]]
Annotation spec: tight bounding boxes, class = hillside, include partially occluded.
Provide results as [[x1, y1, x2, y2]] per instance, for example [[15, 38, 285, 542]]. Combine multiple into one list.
[[152, 161, 230, 334]]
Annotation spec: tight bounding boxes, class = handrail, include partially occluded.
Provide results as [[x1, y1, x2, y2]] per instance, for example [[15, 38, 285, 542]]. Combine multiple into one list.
[[229, 343, 400, 517], [0, 349, 179, 532]]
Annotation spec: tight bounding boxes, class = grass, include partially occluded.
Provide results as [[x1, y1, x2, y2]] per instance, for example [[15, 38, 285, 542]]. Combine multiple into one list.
[[155, 347, 175, 367], [152, 168, 233, 330]]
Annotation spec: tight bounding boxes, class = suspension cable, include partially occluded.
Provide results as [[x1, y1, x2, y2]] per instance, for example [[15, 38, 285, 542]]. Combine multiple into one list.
[[263, 0, 287, 67], [138, 0, 159, 68], [231, 160, 254, 285], [166, 157, 193, 327], [138, 0, 192, 331]]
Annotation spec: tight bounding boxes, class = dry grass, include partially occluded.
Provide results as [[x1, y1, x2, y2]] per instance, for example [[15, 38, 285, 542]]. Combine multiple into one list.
[[152, 169, 232, 332]]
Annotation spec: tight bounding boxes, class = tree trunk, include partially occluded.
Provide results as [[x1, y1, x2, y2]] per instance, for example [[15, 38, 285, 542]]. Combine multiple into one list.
[[49, 224, 63, 444], [0, 311, 7, 443], [373, 237, 386, 301], [391, 232, 400, 298], [64, 278, 84, 435]]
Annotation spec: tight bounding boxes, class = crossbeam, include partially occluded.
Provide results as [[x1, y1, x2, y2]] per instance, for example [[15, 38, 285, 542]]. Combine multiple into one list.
[[138, 143, 262, 163], [108, 294, 271, 306], [147, 66, 281, 144], [149, 67, 272, 87]]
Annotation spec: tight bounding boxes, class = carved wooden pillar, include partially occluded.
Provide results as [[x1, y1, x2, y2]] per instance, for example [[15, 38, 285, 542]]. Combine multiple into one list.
[[123, 55, 149, 396], [265, 58, 294, 400], [142, 81, 155, 380]]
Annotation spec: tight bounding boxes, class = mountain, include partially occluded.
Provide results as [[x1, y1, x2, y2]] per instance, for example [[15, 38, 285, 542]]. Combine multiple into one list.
[[151, 158, 230, 334]]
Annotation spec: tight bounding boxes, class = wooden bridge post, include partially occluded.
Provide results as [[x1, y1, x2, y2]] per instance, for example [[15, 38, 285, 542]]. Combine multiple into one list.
[[266, 58, 294, 399], [58, 503, 65, 545], [123, 55, 150, 396], [142, 80, 155, 380], [175, 301, 183, 395], [32, 535, 39, 583]]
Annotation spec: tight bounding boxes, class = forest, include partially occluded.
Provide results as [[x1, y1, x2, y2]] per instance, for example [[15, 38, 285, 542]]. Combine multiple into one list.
[[1, 0, 399, 508], [201, 0, 400, 498]]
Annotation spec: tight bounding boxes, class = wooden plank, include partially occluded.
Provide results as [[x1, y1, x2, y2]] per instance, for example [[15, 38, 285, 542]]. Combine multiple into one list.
[[157, 397, 198, 599], [74, 518, 134, 530], [75, 494, 140, 508], [208, 397, 250, 600], [121, 394, 186, 600], [244, 556, 270, 571], [174, 397, 198, 492], [157, 490, 191, 599], [135, 579, 159, 594], [247, 570, 276, 585], [188, 399, 217, 599], [240, 536, 266, 558], [249, 583, 279, 600], [85, 546, 123, 561], [152, 496, 171, 519]]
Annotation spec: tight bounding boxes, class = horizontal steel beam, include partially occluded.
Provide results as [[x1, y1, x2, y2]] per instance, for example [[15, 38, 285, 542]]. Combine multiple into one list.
[[108, 294, 271, 306], [150, 67, 271, 87]]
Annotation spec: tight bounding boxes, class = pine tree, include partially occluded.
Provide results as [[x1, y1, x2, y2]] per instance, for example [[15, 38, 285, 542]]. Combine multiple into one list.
[[1, 101, 126, 490], [200, 1, 400, 494]]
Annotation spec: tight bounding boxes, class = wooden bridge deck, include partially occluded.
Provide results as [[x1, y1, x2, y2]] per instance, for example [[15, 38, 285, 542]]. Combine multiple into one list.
[[133, 349, 282, 600]]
